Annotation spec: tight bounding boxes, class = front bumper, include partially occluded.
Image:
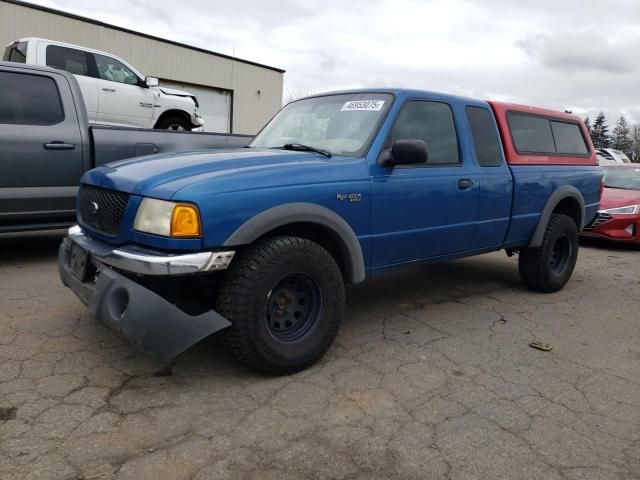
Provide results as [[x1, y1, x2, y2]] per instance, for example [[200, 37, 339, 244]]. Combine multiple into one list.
[[191, 113, 205, 132], [58, 230, 233, 362], [581, 213, 640, 243], [67, 226, 235, 276]]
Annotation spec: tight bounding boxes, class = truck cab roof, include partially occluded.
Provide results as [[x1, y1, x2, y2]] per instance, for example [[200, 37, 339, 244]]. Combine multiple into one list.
[[299, 89, 597, 167]]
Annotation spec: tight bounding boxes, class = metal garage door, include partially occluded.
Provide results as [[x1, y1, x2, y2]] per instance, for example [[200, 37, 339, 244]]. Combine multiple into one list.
[[160, 80, 232, 133]]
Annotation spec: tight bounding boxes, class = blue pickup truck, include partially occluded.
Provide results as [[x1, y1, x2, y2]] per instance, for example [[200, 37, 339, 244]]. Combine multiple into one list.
[[58, 89, 602, 374]]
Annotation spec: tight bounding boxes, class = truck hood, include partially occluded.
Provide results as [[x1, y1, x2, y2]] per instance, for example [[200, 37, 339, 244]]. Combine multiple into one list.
[[600, 187, 640, 210], [82, 148, 350, 199], [158, 87, 197, 105], [159, 87, 193, 97]]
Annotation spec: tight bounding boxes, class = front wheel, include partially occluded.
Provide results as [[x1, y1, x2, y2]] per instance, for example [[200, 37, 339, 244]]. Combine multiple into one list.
[[155, 115, 192, 131], [518, 214, 579, 293], [216, 236, 345, 375]]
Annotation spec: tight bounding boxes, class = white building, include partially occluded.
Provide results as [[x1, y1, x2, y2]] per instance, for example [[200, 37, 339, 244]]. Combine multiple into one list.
[[0, 0, 285, 135]]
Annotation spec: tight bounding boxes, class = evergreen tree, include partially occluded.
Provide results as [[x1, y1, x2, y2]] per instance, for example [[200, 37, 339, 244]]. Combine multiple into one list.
[[591, 112, 610, 149], [611, 116, 633, 158], [583, 117, 593, 138]]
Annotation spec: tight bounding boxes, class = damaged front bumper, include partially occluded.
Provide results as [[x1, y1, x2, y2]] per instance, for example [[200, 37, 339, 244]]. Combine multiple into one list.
[[191, 112, 205, 132], [57, 228, 233, 362]]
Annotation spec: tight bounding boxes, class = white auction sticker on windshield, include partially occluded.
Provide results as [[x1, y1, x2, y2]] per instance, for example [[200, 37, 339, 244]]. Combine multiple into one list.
[[341, 100, 385, 112]]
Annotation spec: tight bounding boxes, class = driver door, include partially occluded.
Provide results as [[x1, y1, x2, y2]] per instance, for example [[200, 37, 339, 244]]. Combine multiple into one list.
[[92, 53, 154, 128], [369, 100, 479, 268]]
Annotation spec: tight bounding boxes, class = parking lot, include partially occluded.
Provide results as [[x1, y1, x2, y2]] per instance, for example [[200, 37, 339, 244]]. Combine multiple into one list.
[[0, 231, 638, 480]]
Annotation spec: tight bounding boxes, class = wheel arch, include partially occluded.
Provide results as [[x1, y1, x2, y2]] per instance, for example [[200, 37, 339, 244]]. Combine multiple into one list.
[[528, 186, 585, 248], [223, 203, 366, 284], [154, 109, 192, 128]]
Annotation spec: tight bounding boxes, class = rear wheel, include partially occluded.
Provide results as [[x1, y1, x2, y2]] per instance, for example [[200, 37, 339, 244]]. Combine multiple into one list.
[[216, 236, 345, 375], [518, 214, 579, 293]]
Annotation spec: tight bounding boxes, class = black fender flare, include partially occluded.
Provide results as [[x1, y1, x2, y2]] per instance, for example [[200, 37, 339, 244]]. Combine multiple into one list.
[[223, 203, 366, 283], [528, 186, 586, 248]]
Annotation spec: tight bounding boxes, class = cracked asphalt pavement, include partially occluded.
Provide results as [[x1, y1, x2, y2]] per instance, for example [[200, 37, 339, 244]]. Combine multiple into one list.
[[1, 231, 639, 479]]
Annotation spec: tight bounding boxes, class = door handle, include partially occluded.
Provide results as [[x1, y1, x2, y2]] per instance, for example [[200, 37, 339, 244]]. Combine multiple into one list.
[[458, 179, 474, 190], [102, 88, 116, 92], [44, 141, 76, 150]]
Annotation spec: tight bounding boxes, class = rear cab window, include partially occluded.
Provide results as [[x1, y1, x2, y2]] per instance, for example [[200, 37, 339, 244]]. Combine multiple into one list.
[[466, 106, 503, 167], [2, 41, 28, 63], [0, 71, 64, 125]]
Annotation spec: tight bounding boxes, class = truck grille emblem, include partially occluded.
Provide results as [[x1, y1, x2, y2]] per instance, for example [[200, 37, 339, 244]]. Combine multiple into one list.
[[88, 201, 99, 215]]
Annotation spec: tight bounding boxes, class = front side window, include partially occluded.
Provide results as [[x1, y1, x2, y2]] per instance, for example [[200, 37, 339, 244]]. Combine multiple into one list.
[[389, 101, 459, 164], [3, 42, 27, 63], [0, 72, 64, 125], [46, 45, 90, 76], [250, 93, 393, 156], [93, 54, 139, 85]]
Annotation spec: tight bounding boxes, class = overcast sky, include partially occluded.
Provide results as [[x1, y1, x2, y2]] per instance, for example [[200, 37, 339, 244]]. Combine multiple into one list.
[[30, 0, 640, 124]]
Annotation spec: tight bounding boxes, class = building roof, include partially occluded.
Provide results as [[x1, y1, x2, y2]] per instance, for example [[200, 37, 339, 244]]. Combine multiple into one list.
[[3, 0, 285, 73]]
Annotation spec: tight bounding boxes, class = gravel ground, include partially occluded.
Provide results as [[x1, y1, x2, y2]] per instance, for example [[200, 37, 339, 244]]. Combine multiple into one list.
[[0, 230, 638, 480]]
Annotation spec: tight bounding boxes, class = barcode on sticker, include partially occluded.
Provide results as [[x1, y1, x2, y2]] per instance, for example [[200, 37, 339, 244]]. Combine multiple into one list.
[[341, 100, 385, 112]]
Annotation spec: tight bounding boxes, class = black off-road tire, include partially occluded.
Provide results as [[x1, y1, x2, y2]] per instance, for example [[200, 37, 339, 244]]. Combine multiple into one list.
[[216, 236, 345, 375], [155, 115, 191, 131], [518, 214, 579, 293]]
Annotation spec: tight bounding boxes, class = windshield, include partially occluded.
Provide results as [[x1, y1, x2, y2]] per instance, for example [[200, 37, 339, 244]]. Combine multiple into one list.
[[250, 93, 394, 156], [612, 150, 631, 163], [603, 167, 640, 190]]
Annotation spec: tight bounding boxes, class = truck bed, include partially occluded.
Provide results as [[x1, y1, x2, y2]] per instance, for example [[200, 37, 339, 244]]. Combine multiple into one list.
[[91, 126, 251, 168]]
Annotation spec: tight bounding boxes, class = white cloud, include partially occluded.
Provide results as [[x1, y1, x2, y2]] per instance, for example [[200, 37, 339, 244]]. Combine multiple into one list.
[[26, 0, 640, 124], [516, 32, 640, 74]]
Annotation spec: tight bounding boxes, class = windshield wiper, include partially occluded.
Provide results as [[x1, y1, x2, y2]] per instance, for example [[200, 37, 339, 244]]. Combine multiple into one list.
[[272, 143, 332, 158]]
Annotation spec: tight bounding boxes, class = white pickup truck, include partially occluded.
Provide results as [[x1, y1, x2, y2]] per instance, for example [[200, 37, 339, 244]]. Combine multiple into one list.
[[3, 38, 205, 131]]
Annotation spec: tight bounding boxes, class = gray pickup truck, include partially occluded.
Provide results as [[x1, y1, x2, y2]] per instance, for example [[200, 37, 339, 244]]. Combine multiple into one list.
[[0, 61, 250, 233]]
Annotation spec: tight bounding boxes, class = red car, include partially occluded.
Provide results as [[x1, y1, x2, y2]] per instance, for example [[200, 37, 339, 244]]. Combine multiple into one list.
[[582, 164, 640, 243]]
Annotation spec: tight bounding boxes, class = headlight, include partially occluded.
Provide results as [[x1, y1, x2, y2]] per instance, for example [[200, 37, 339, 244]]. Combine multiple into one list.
[[601, 204, 640, 215], [134, 198, 202, 238]]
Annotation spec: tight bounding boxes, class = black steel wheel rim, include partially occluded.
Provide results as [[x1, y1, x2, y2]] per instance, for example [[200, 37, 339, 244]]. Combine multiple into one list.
[[265, 273, 322, 342], [550, 235, 571, 275]]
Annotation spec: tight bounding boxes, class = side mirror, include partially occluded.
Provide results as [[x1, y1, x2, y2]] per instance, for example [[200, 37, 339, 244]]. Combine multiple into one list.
[[145, 76, 159, 87], [381, 139, 428, 166]]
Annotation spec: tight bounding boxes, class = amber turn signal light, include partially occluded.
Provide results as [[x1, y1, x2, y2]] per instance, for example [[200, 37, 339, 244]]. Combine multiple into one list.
[[170, 204, 202, 237]]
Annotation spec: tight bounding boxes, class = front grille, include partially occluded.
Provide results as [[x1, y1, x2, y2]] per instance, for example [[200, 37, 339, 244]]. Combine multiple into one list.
[[584, 212, 613, 231], [78, 185, 130, 235]]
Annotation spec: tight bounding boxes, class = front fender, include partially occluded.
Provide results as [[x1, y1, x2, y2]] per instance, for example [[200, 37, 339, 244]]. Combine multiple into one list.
[[223, 203, 366, 283]]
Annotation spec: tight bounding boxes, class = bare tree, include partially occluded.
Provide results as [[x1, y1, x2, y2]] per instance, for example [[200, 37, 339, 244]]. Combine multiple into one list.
[[631, 124, 640, 163], [283, 88, 315, 106]]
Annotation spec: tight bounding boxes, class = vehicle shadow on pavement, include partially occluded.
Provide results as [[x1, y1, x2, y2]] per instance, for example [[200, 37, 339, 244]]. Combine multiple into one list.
[[0, 230, 66, 265], [181, 254, 524, 377], [348, 255, 523, 306]]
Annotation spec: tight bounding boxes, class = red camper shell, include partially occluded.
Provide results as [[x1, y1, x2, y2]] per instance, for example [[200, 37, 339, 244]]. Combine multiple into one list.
[[488, 101, 598, 166]]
